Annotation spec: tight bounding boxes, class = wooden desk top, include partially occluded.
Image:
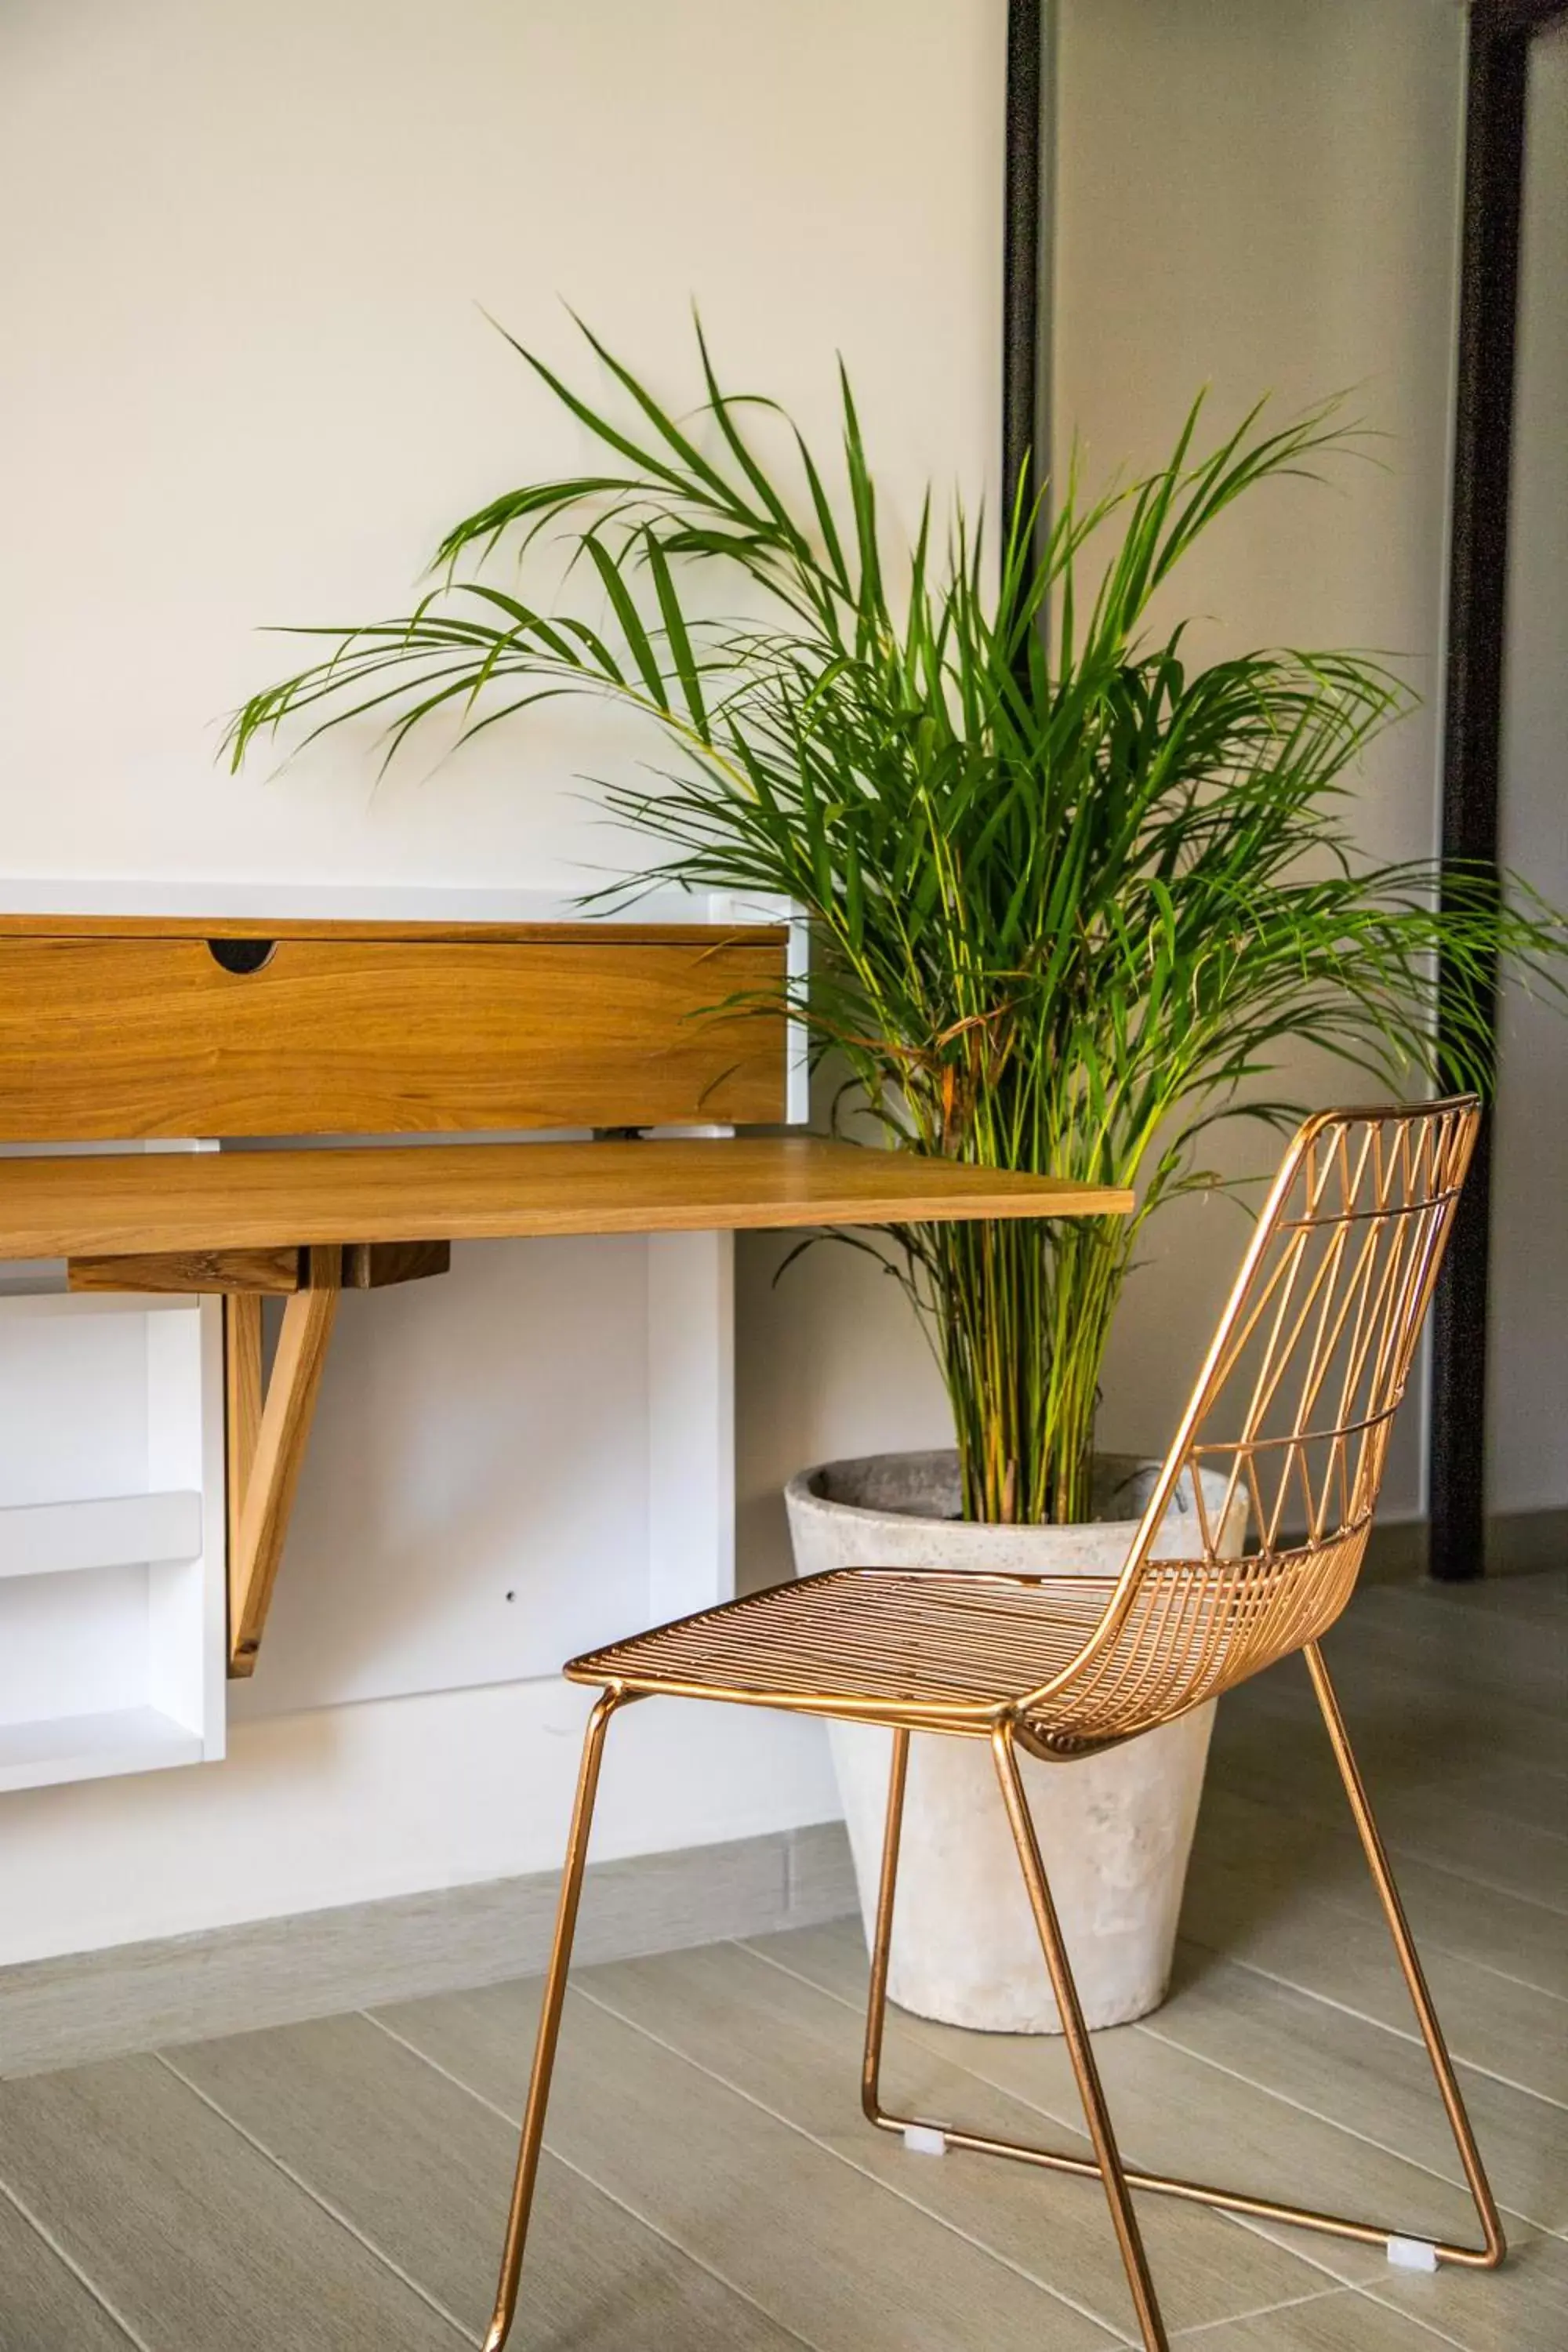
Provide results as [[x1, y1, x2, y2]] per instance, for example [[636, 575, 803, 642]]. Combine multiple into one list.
[[0, 1138, 1131, 1261]]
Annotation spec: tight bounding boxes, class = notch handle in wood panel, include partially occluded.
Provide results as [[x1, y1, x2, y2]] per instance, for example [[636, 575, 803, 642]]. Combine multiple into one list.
[[207, 938, 276, 975]]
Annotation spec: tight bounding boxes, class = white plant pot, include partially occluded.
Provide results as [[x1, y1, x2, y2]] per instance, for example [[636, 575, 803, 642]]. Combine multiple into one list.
[[785, 1450, 1247, 2034]]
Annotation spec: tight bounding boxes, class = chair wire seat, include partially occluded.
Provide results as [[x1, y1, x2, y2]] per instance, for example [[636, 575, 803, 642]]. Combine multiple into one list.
[[568, 1565, 1121, 1735], [568, 1534, 1368, 1754]]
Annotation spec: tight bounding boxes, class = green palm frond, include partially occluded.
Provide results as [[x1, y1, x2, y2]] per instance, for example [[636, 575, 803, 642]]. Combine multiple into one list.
[[227, 317, 1568, 1524]]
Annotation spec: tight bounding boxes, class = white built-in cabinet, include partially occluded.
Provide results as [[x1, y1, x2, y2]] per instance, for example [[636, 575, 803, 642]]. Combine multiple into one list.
[[0, 1283, 226, 1791]]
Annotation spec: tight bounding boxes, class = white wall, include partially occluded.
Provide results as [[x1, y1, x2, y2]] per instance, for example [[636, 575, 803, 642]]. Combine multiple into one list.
[[2, 0, 1006, 889], [0, 0, 1001, 1964], [3, 0, 1553, 1967], [1047, 0, 1468, 1508]]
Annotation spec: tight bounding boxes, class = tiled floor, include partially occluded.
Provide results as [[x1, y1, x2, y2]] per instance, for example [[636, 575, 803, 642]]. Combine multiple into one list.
[[1, 1573, 1563, 2348]]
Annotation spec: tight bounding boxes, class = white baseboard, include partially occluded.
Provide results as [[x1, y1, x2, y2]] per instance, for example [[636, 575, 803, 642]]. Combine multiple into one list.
[[0, 1820, 858, 2081]]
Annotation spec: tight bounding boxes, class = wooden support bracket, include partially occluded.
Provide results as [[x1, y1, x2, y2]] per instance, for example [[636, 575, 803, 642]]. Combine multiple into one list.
[[220, 1236, 452, 1677], [71, 1245, 306, 1294], [226, 1247, 341, 1679], [343, 1239, 451, 1289], [67, 1234, 452, 1674], [71, 1240, 452, 1296]]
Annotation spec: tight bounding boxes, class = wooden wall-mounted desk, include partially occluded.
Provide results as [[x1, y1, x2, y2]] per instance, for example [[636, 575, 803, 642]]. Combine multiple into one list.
[[0, 1138, 1128, 1680], [0, 912, 1131, 1740], [0, 1135, 1129, 1260]]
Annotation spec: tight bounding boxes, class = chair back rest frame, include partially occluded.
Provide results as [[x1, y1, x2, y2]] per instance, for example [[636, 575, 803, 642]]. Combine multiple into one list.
[[1022, 1098, 1480, 1736]]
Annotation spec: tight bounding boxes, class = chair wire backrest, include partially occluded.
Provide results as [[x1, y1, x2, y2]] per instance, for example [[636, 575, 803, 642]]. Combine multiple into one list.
[[1022, 1098, 1480, 1751]]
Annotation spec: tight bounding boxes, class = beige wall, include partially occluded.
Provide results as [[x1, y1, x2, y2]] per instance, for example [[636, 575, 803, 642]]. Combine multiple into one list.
[[1490, 21, 1568, 1512], [747, 0, 1476, 1551], [1054, 0, 1465, 1506], [1033, 0, 1568, 1523]]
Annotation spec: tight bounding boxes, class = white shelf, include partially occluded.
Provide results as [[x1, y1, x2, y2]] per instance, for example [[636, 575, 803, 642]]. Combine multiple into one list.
[[0, 1705, 205, 1793], [0, 1490, 202, 1581], [0, 1290, 224, 1793]]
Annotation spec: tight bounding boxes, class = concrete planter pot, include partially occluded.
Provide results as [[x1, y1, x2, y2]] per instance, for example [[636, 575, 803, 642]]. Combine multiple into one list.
[[784, 1450, 1247, 2034]]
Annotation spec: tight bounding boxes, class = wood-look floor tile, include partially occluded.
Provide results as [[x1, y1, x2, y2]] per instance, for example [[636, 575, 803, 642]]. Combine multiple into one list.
[[167, 2011, 804, 2351], [1360, 2222, 1568, 2352], [1, 1570, 1558, 2352], [1178, 1861, 1568, 2107], [1144, 1950, 1566, 2235], [1422, 1761, 1568, 1838], [572, 1934, 1332, 2337], [1181, 2285, 1472, 2347], [1313, 1653, 1568, 1779], [1248, 1624, 1568, 1783], [1209, 1699, 1568, 1864], [1428, 1573, 1568, 1628], [1210, 1683, 1568, 1911], [1343, 1581, 1568, 1687], [0, 2054, 463, 2350], [1356, 1788, 1568, 1913], [1213, 1672, 1478, 1802], [741, 1920, 1472, 2286], [0, 2188, 137, 2350], [1189, 1785, 1568, 2002], [376, 1976, 1119, 2351]]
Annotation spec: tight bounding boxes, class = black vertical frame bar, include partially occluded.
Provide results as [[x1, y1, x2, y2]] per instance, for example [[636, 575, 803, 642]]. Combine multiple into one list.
[[1428, 5, 1541, 1581], [1003, 0, 1045, 527]]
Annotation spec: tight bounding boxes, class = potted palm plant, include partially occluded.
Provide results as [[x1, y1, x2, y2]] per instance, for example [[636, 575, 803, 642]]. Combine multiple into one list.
[[229, 318, 1560, 2031]]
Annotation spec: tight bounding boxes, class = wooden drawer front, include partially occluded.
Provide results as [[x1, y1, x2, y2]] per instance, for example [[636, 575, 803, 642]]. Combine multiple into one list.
[[0, 936, 787, 1140]]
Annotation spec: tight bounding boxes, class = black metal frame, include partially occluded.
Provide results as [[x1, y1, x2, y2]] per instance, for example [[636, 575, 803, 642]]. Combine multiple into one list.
[[1000, 0, 1566, 1581], [1002, 0, 1046, 529], [1429, 0, 1565, 1577]]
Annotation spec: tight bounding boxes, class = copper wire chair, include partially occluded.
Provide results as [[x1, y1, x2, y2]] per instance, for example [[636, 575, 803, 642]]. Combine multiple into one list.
[[482, 1098, 1504, 2352]]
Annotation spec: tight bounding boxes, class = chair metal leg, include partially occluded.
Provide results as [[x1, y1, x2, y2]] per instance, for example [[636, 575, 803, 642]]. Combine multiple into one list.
[[993, 1720, 1171, 2351], [857, 1672, 1505, 2307], [862, 1726, 910, 2125], [485, 1686, 634, 2352], [1302, 1639, 1506, 2267]]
